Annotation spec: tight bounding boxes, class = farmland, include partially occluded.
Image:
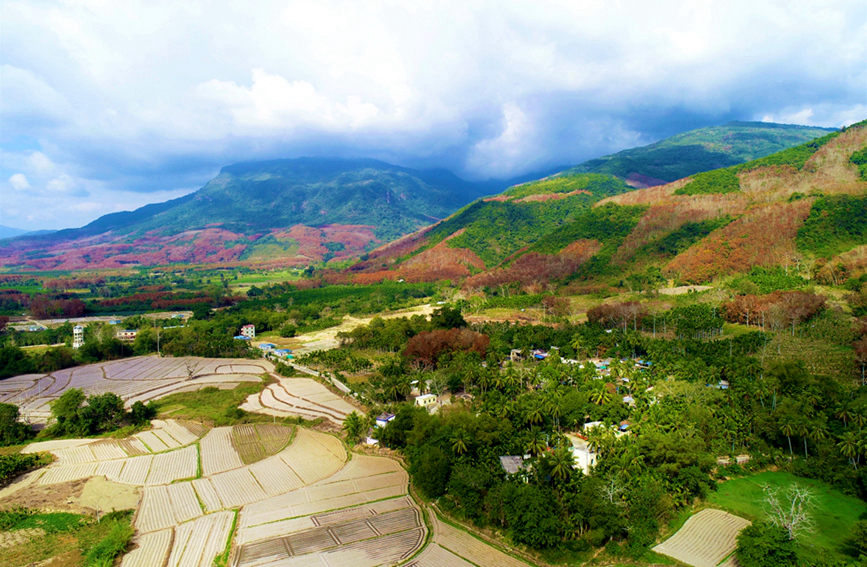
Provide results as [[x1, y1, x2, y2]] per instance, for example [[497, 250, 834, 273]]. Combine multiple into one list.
[[240, 375, 357, 424], [652, 508, 750, 567], [0, 355, 271, 423]]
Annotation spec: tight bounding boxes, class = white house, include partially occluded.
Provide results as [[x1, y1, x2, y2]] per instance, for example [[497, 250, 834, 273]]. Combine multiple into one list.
[[415, 393, 437, 408], [375, 413, 396, 428], [241, 324, 256, 339], [72, 325, 85, 349]]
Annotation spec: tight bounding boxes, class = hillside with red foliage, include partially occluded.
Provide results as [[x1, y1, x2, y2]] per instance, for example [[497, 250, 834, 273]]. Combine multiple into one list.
[[0, 223, 378, 272], [465, 239, 601, 290]]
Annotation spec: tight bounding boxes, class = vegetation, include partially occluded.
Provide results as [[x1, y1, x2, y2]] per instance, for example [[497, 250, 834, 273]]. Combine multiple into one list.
[[0, 508, 133, 567], [712, 472, 866, 564], [567, 121, 836, 183], [674, 168, 741, 195], [0, 452, 51, 485], [148, 382, 270, 426], [851, 147, 867, 180], [738, 130, 839, 172], [797, 195, 867, 258]]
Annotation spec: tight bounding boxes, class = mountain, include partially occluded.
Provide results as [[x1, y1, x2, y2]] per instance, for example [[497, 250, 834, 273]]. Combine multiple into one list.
[[0, 225, 29, 240], [0, 158, 493, 271], [567, 121, 836, 188], [0, 122, 844, 273], [342, 121, 866, 287]]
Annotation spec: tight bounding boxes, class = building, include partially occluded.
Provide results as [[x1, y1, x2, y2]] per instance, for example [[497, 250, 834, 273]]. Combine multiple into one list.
[[375, 413, 396, 428], [273, 348, 293, 359], [499, 455, 529, 475], [241, 324, 255, 339], [116, 329, 137, 342], [415, 393, 437, 408], [72, 325, 85, 349], [257, 343, 276, 352]]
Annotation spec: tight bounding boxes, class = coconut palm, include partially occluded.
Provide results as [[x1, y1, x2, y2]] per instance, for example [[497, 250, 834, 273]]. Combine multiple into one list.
[[549, 446, 574, 483], [450, 431, 470, 456], [589, 383, 612, 406], [343, 411, 364, 444], [779, 419, 796, 460], [838, 431, 859, 468], [525, 430, 547, 456], [526, 404, 544, 426]]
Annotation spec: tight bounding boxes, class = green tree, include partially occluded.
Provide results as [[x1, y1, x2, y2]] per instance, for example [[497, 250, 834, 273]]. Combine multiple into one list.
[[0, 403, 32, 446], [450, 430, 470, 456], [343, 411, 365, 443], [735, 521, 798, 567], [548, 446, 574, 483]]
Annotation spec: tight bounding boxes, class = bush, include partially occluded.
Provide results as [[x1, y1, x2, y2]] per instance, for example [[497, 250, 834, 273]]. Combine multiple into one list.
[[674, 168, 740, 195], [736, 521, 798, 566], [0, 453, 49, 485]]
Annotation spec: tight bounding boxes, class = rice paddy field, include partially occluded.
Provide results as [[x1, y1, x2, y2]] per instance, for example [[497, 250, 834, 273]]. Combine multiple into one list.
[[239, 375, 357, 424], [0, 355, 273, 423], [1, 357, 534, 566]]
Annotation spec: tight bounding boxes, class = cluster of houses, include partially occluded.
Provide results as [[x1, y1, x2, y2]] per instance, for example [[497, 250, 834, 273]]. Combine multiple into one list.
[[256, 342, 294, 360]]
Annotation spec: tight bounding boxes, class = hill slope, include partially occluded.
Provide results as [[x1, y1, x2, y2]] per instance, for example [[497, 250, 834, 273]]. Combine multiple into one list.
[[567, 121, 836, 187], [343, 121, 866, 287], [0, 158, 491, 271]]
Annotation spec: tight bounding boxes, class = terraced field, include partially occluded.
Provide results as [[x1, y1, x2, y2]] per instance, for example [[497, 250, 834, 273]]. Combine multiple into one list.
[[1, 356, 271, 423], [653, 508, 751, 567], [230, 423, 293, 464], [239, 376, 357, 424]]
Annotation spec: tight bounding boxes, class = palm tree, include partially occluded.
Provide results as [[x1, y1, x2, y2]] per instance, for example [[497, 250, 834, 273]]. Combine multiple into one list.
[[450, 431, 470, 456], [549, 446, 574, 483], [545, 393, 563, 432], [589, 384, 612, 406], [526, 404, 544, 426], [838, 431, 859, 468], [525, 430, 547, 456], [343, 411, 364, 444], [836, 405, 853, 428], [779, 419, 795, 460], [570, 335, 583, 358]]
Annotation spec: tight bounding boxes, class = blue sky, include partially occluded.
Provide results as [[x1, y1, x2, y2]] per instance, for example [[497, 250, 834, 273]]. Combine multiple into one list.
[[1, 0, 865, 230]]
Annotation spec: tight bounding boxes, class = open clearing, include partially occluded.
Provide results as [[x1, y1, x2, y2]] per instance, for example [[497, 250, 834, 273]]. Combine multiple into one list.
[[1, 356, 271, 423], [652, 508, 750, 567], [708, 471, 867, 564], [282, 303, 435, 353]]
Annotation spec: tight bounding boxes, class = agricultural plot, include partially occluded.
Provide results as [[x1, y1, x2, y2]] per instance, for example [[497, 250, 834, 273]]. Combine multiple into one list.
[[200, 427, 245, 475], [167, 511, 235, 567], [235, 497, 424, 567], [2, 356, 266, 424], [404, 543, 475, 567], [653, 508, 751, 567], [136, 483, 203, 533], [240, 377, 356, 424], [231, 423, 293, 464], [431, 514, 532, 567], [121, 529, 173, 567], [36, 438, 198, 487]]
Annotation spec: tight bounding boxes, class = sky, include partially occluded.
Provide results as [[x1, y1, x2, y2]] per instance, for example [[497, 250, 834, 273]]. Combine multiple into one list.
[[1, 1, 866, 231]]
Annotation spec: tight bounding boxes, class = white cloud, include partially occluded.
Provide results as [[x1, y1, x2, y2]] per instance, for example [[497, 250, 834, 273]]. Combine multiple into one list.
[[9, 173, 30, 191], [0, 0, 865, 228]]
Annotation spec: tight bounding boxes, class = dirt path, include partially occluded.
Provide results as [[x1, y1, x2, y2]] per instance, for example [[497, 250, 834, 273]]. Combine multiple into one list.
[[288, 303, 435, 353]]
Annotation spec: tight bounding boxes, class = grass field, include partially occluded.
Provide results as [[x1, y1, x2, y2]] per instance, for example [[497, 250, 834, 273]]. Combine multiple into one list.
[[151, 382, 267, 426], [708, 472, 865, 564], [1, 508, 134, 567]]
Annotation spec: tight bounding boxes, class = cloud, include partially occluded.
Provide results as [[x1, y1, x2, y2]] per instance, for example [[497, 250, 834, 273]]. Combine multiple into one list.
[[0, 0, 865, 229], [8, 173, 30, 191]]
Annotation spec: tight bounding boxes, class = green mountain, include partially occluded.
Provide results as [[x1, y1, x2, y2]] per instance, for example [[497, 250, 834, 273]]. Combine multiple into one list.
[[348, 121, 866, 287], [0, 158, 493, 271], [567, 121, 836, 186]]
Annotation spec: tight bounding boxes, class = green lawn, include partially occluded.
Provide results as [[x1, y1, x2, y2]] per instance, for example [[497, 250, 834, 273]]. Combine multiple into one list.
[[708, 472, 865, 564], [151, 381, 267, 426]]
